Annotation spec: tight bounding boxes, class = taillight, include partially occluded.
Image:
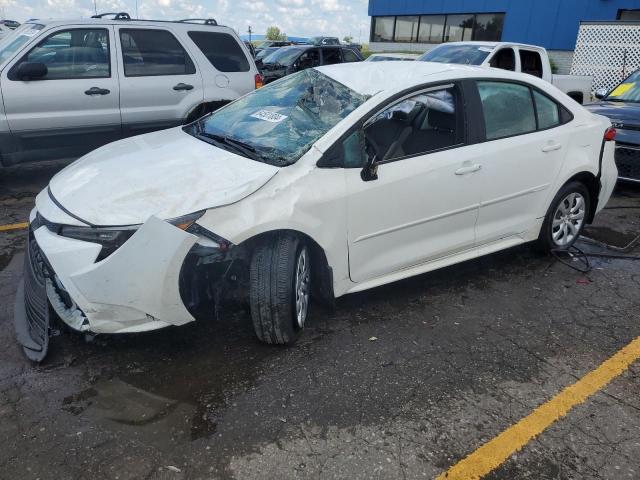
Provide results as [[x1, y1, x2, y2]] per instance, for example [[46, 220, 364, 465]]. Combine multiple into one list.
[[255, 73, 264, 89], [604, 127, 616, 142]]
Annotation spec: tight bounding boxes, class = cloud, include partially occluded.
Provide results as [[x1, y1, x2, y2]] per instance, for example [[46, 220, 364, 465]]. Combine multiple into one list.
[[0, 0, 369, 40]]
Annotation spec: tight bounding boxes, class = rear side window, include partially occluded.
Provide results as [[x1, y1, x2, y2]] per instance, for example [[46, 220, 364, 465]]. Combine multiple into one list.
[[520, 50, 543, 78], [188, 31, 250, 72], [478, 81, 536, 140], [322, 48, 342, 65], [533, 90, 559, 129], [120, 29, 195, 77], [343, 49, 360, 63]]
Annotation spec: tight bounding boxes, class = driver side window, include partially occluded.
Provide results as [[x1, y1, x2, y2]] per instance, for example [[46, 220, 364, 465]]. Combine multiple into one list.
[[357, 85, 463, 163], [15, 28, 110, 80]]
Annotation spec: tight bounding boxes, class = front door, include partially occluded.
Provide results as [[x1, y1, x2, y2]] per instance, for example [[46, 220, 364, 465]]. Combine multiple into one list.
[[2, 26, 120, 164], [345, 84, 481, 282], [116, 26, 204, 137]]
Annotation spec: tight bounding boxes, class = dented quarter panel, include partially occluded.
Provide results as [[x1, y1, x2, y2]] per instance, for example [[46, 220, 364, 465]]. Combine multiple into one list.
[[48, 128, 279, 226]]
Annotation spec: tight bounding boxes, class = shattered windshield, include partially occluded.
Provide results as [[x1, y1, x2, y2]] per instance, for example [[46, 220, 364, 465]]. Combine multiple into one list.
[[190, 69, 367, 167], [418, 44, 492, 65]]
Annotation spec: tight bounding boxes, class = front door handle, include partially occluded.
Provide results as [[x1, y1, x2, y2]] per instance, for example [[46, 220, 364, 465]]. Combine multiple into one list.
[[541, 143, 562, 153], [173, 83, 194, 91], [84, 87, 110, 95], [455, 164, 482, 175]]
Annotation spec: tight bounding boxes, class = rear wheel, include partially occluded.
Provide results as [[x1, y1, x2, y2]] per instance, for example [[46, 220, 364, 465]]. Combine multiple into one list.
[[538, 181, 590, 251], [249, 233, 310, 344]]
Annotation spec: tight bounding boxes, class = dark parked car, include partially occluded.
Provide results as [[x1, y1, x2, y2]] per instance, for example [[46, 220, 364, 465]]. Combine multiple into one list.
[[308, 36, 340, 46], [255, 40, 291, 55], [254, 46, 280, 68], [260, 45, 363, 83], [586, 70, 640, 183]]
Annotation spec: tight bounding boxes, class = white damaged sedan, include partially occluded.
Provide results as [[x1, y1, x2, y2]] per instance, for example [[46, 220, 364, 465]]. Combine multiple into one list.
[[15, 62, 618, 360]]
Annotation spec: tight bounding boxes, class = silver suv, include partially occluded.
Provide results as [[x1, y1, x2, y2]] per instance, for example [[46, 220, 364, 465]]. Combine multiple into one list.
[[0, 13, 261, 166]]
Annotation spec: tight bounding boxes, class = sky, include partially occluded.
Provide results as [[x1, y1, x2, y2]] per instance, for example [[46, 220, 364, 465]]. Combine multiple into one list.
[[0, 0, 371, 42]]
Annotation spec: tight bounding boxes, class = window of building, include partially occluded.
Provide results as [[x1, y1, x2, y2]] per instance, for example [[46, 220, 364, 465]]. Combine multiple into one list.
[[417, 15, 446, 43], [188, 31, 249, 72], [618, 9, 640, 21], [444, 14, 474, 42], [372, 16, 395, 42], [473, 13, 504, 41], [371, 13, 504, 44], [394, 16, 419, 42]]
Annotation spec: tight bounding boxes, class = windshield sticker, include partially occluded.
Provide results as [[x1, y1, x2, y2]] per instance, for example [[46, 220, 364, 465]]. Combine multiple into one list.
[[609, 82, 635, 97], [478, 47, 494, 53], [251, 110, 288, 123]]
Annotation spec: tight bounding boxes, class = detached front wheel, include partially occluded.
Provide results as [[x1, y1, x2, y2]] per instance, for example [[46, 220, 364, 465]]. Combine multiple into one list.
[[249, 233, 310, 345]]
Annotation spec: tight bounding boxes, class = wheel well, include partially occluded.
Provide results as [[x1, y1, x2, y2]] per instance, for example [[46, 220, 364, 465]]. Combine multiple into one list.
[[567, 91, 584, 104], [241, 230, 335, 306], [564, 171, 600, 223]]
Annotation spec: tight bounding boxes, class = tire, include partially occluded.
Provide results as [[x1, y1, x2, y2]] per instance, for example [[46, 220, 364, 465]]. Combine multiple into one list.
[[249, 233, 310, 345], [538, 181, 590, 252]]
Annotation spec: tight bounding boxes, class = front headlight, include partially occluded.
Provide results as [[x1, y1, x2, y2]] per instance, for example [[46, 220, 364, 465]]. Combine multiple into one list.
[[59, 225, 137, 261], [167, 211, 232, 251]]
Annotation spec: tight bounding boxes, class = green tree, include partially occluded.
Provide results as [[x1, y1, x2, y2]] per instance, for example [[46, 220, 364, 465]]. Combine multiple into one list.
[[343, 35, 353, 43], [266, 26, 287, 41]]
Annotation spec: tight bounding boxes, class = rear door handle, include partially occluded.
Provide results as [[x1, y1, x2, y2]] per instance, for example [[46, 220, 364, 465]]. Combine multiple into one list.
[[455, 164, 482, 175], [173, 83, 194, 91], [84, 87, 110, 96], [541, 143, 562, 153]]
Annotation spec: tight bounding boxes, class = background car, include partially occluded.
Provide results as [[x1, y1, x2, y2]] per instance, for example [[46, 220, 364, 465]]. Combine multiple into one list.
[[309, 36, 340, 46], [418, 41, 592, 104], [365, 53, 419, 62], [587, 70, 640, 183], [260, 44, 362, 83], [254, 40, 291, 56], [254, 46, 280, 68], [16, 62, 617, 360], [0, 14, 261, 166]]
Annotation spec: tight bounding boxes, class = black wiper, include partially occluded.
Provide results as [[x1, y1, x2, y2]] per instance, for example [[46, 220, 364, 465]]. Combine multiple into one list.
[[198, 131, 263, 162]]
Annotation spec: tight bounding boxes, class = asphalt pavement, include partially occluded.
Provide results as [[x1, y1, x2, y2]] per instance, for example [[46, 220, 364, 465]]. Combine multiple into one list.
[[1, 162, 639, 480]]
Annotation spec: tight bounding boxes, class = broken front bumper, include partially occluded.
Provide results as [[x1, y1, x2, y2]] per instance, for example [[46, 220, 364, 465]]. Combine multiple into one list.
[[14, 213, 207, 360]]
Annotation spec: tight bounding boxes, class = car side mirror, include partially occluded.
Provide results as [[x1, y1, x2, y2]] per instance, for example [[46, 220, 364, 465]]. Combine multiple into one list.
[[594, 88, 608, 100], [361, 130, 379, 182], [15, 62, 47, 80]]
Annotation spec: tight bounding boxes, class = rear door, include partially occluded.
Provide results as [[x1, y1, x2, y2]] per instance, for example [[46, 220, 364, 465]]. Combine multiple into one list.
[[116, 26, 204, 137], [2, 25, 120, 164], [186, 29, 255, 98], [470, 80, 572, 244]]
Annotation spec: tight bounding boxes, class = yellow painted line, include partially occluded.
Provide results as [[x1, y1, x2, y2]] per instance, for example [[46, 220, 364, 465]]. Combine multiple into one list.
[[438, 336, 640, 480], [0, 222, 28, 232]]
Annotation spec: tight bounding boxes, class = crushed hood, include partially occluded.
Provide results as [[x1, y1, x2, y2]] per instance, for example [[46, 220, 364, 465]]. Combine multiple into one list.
[[48, 128, 279, 226]]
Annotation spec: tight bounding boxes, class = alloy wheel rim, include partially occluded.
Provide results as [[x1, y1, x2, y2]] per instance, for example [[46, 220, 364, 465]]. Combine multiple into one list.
[[295, 247, 310, 328], [552, 192, 586, 247]]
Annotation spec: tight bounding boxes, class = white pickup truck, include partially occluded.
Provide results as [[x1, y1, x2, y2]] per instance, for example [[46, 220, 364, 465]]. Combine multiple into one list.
[[418, 41, 592, 104]]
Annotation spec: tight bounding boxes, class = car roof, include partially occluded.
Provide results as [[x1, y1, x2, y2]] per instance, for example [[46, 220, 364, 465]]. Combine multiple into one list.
[[316, 61, 542, 97], [24, 17, 233, 30], [435, 41, 544, 50]]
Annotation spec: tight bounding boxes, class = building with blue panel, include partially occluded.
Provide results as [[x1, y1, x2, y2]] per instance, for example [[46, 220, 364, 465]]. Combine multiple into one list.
[[368, 0, 640, 72]]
